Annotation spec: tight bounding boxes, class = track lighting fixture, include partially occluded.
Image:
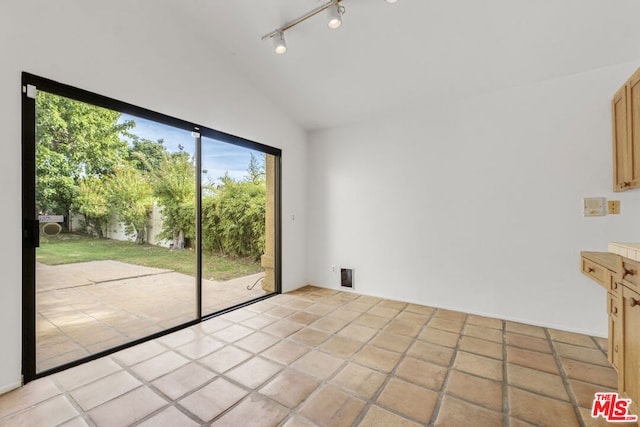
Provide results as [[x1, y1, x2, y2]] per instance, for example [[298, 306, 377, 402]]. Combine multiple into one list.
[[326, 1, 344, 30], [262, 0, 396, 54], [272, 31, 287, 54]]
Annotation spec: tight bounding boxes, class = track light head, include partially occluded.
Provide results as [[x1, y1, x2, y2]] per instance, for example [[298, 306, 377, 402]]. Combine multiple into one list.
[[327, 1, 343, 29], [272, 31, 287, 54]]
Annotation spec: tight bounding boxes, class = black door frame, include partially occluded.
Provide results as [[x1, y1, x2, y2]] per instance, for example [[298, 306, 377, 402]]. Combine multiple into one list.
[[21, 72, 282, 383]]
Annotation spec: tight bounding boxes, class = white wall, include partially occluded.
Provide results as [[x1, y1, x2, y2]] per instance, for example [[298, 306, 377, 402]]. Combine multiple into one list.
[[0, 1, 308, 393], [308, 61, 640, 338]]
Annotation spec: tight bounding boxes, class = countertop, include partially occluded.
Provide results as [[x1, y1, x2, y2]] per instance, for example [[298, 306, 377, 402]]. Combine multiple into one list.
[[608, 242, 640, 262]]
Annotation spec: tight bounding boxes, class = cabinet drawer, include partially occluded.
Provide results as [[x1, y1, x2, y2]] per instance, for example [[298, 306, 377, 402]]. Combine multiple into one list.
[[621, 258, 640, 292], [581, 257, 607, 287]]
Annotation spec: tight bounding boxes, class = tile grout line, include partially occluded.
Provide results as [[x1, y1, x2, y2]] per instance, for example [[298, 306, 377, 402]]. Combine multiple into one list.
[[544, 328, 587, 427], [426, 310, 468, 426], [352, 303, 440, 426], [502, 320, 509, 427]]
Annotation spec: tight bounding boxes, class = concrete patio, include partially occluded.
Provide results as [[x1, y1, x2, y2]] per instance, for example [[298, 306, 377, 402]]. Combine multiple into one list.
[[36, 261, 269, 372]]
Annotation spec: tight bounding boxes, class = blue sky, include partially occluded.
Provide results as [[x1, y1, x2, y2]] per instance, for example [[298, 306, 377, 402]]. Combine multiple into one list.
[[120, 114, 259, 183]]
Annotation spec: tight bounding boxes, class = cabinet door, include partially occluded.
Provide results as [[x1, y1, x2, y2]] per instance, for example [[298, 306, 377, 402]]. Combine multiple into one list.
[[620, 285, 640, 416], [628, 68, 640, 190], [609, 291, 621, 370], [613, 84, 630, 191]]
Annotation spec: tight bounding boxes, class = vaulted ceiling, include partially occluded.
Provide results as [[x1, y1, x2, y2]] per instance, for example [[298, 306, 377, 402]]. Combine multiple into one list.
[[168, 0, 640, 131]]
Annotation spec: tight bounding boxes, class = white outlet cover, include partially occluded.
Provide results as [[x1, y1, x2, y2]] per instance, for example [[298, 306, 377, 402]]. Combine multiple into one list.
[[583, 197, 606, 217]]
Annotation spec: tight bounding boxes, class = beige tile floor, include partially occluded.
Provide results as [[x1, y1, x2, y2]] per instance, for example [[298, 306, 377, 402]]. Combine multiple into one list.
[[36, 261, 268, 372], [3, 285, 637, 426]]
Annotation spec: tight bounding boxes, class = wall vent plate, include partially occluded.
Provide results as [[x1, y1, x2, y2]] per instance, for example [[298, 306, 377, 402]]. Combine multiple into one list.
[[340, 268, 354, 289], [583, 197, 606, 217]]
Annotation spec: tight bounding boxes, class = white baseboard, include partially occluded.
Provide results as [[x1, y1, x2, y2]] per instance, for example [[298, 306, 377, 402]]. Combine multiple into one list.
[[0, 379, 23, 396]]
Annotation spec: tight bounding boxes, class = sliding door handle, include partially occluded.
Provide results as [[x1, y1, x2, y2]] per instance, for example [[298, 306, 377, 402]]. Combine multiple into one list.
[[23, 218, 39, 248]]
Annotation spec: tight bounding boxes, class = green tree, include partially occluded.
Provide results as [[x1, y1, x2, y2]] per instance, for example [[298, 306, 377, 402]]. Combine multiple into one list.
[[202, 172, 266, 260], [75, 176, 110, 238], [36, 91, 132, 226], [153, 150, 196, 249], [127, 136, 167, 173], [106, 166, 154, 244]]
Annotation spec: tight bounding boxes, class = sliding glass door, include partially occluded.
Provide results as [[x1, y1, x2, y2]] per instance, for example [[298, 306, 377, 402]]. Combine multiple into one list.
[[22, 73, 280, 381]]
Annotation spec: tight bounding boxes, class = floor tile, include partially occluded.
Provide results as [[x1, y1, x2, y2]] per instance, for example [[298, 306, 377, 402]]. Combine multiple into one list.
[[261, 340, 310, 364], [506, 332, 551, 353], [358, 405, 423, 427], [464, 324, 503, 343], [225, 357, 283, 388], [407, 340, 455, 367], [418, 327, 459, 348], [352, 313, 391, 329], [69, 370, 141, 411], [396, 356, 448, 391], [198, 345, 252, 373], [234, 332, 280, 353], [549, 329, 597, 348], [509, 387, 579, 426], [4, 286, 621, 427], [507, 364, 569, 401], [291, 350, 344, 380], [428, 317, 464, 334], [505, 321, 546, 338], [377, 378, 438, 423], [137, 405, 200, 427], [506, 346, 560, 374], [554, 342, 610, 367], [212, 324, 255, 343], [330, 363, 387, 399], [434, 308, 467, 322], [287, 311, 322, 326], [0, 377, 61, 418], [454, 351, 503, 381], [130, 351, 190, 382], [0, 395, 78, 427], [337, 324, 378, 343], [87, 386, 166, 426], [212, 393, 288, 426], [568, 379, 615, 409], [175, 336, 225, 359], [353, 345, 401, 373], [177, 378, 248, 423], [290, 328, 331, 347], [370, 331, 413, 353], [111, 340, 167, 366], [383, 319, 423, 337], [435, 395, 503, 426], [151, 363, 216, 400], [319, 336, 364, 358], [300, 385, 366, 427], [560, 358, 617, 389], [260, 369, 320, 408], [467, 314, 503, 330], [459, 335, 503, 359], [445, 370, 502, 411]]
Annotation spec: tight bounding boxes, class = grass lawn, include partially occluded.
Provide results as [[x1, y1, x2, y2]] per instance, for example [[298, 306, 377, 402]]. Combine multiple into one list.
[[37, 233, 263, 282]]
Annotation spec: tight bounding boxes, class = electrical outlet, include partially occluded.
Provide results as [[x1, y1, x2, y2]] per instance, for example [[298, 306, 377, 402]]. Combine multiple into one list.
[[331, 265, 336, 273], [608, 200, 620, 214]]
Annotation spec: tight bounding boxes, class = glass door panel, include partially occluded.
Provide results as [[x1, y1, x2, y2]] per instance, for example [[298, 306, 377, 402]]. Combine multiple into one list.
[[35, 92, 198, 372], [200, 137, 276, 316]]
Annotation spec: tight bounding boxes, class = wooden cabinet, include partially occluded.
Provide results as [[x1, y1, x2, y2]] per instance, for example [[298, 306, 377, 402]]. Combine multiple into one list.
[[582, 251, 640, 419], [580, 252, 620, 368], [620, 283, 640, 417], [613, 67, 640, 192]]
